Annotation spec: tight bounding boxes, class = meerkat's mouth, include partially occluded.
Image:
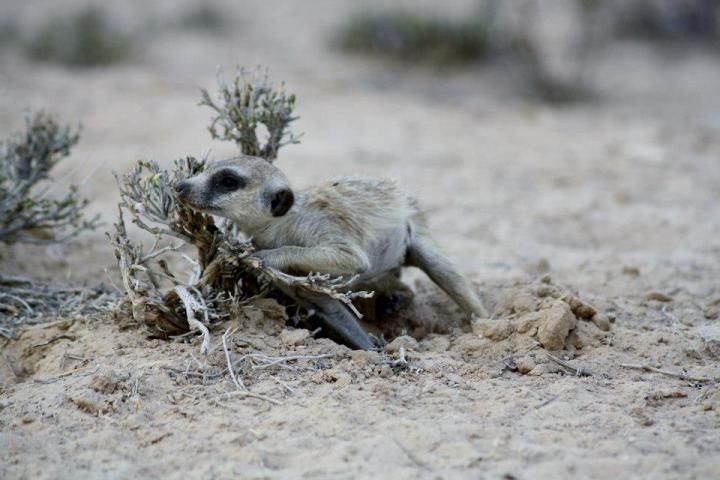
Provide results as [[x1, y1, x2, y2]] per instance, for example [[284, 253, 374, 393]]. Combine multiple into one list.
[[176, 195, 220, 214]]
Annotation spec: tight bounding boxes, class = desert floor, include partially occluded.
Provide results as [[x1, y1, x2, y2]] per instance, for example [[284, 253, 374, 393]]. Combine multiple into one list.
[[1, 1, 719, 479]]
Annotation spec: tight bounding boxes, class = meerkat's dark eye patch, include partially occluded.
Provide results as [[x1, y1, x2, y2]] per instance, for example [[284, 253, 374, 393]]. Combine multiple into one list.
[[212, 169, 246, 193]]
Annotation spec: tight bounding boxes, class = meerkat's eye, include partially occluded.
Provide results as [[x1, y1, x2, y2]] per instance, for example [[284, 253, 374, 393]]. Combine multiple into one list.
[[213, 170, 245, 192]]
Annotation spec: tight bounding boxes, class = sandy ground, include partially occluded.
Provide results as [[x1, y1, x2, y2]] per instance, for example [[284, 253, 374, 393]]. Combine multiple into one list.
[[1, 1, 720, 478]]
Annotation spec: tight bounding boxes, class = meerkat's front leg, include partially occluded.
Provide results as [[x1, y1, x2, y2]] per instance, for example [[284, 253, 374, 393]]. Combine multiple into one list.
[[255, 244, 376, 350], [255, 245, 370, 277]]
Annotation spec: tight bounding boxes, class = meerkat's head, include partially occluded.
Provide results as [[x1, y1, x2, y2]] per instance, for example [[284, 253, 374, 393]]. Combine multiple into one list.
[[174, 156, 294, 230]]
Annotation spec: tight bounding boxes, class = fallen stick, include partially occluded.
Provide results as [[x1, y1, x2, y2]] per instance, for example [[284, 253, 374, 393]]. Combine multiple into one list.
[[33, 364, 100, 384], [241, 353, 335, 370], [389, 347, 408, 367], [546, 353, 593, 377], [620, 363, 714, 383], [217, 390, 283, 405], [222, 327, 246, 391], [31, 334, 77, 348]]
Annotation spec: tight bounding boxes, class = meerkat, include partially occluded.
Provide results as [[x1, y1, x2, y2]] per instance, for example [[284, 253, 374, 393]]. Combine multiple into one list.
[[175, 156, 488, 350]]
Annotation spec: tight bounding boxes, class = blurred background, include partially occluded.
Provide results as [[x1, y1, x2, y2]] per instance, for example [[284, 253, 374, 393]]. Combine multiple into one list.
[[1, 0, 719, 299]]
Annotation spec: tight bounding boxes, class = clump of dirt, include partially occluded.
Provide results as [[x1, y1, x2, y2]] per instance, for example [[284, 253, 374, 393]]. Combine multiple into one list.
[[472, 281, 610, 353], [377, 275, 609, 360]]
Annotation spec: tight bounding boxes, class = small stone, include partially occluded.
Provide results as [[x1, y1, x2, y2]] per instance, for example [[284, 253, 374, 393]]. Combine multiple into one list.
[[385, 335, 418, 353], [90, 372, 120, 394], [702, 402, 713, 411], [350, 350, 381, 366], [377, 364, 393, 378], [279, 328, 310, 346], [516, 312, 542, 334], [698, 325, 720, 358], [528, 363, 562, 376], [563, 295, 597, 320], [69, 394, 104, 415], [535, 285, 561, 298], [645, 292, 672, 302], [622, 266, 640, 276], [537, 300, 577, 351], [685, 349, 702, 360], [473, 318, 514, 341], [512, 293, 538, 314], [630, 407, 653, 426], [514, 355, 536, 375], [591, 313, 611, 331], [537, 258, 551, 273], [327, 369, 352, 387], [451, 333, 487, 354], [21, 416, 35, 424], [704, 306, 719, 320]]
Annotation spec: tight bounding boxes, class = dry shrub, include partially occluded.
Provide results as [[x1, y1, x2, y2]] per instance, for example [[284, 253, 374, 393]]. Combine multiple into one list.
[[0, 112, 105, 339], [110, 68, 370, 351], [25, 6, 133, 67]]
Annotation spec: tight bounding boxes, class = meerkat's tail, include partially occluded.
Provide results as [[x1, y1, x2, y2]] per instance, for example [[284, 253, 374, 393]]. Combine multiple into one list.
[[405, 235, 489, 319]]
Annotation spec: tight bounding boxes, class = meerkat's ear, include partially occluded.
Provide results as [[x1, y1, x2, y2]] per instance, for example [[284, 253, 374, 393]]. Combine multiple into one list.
[[270, 188, 294, 216]]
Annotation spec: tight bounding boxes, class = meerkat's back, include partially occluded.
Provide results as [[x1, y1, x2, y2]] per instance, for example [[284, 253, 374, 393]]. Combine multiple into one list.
[[302, 176, 421, 279]]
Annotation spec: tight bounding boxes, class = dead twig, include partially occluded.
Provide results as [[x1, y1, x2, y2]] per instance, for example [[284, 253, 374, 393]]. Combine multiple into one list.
[[393, 438, 430, 470], [31, 334, 76, 348], [3, 353, 18, 380], [174, 286, 210, 355], [33, 364, 99, 384], [238, 352, 335, 370], [388, 347, 409, 368], [546, 353, 593, 377], [620, 363, 715, 383], [222, 327, 246, 390], [160, 365, 226, 380], [216, 389, 283, 405]]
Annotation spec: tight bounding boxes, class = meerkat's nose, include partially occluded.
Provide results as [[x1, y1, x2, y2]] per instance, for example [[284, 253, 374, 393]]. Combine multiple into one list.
[[174, 181, 190, 199]]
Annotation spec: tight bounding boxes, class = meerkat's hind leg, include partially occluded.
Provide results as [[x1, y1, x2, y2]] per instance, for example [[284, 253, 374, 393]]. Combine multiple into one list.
[[355, 269, 415, 318], [405, 235, 490, 319]]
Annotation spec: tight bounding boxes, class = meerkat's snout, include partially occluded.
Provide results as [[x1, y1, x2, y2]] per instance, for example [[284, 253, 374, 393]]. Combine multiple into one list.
[[174, 156, 296, 228], [174, 180, 191, 201]]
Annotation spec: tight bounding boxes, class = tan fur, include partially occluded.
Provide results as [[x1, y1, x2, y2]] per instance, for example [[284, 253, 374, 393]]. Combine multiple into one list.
[[176, 156, 488, 347]]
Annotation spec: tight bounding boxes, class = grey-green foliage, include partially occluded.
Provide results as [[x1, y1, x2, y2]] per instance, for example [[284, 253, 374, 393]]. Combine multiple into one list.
[[25, 6, 132, 67], [0, 113, 98, 245], [200, 68, 302, 162], [336, 11, 493, 64], [613, 0, 720, 42]]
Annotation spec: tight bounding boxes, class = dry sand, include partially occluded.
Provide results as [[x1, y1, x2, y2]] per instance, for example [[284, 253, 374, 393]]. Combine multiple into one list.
[[1, 1, 719, 478]]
